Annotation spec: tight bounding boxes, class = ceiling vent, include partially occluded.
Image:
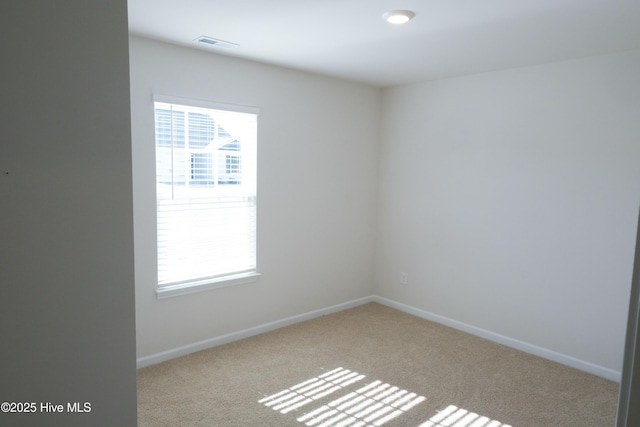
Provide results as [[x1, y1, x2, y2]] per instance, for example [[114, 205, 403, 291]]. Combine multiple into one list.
[[194, 36, 239, 49]]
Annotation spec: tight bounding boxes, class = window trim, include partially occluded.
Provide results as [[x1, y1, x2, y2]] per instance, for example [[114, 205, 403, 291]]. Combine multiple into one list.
[[153, 94, 259, 116], [153, 94, 260, 299], [156, 271, 261, 299]]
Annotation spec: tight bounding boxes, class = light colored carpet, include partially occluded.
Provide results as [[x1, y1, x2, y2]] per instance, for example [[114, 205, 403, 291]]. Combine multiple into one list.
[[137, 302, 619, 426]]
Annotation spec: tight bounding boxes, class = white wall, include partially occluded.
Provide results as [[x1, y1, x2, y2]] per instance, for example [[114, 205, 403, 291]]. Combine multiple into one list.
[[375, 50, 640, 374], [130, 37, 381, 359], [0, 1, 137, 426], [130, 35, 640, 380]]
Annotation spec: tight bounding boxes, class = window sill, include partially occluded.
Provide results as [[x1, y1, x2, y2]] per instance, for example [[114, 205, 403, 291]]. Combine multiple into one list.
[[156, 272, 260, 300]]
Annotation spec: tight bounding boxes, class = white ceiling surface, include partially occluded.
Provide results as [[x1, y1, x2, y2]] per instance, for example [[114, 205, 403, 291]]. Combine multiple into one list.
[[128, 0, 640, 87]]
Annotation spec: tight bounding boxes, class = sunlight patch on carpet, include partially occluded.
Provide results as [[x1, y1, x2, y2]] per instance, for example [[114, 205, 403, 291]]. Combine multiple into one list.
[[296, 380, 426, 426], [259, 367, 366, 414], [259, 367, 426, 426], [418, 405, 512, 427]]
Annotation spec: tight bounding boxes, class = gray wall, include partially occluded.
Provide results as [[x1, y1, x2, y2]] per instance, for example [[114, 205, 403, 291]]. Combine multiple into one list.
[[0, 1, 137, 426]]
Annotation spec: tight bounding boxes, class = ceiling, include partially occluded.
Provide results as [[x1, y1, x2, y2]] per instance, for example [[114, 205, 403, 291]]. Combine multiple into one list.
[[128, 0, 640, 88]]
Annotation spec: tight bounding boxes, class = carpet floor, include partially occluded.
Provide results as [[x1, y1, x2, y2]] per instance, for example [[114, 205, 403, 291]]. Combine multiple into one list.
[[137, 302, 619, 426]]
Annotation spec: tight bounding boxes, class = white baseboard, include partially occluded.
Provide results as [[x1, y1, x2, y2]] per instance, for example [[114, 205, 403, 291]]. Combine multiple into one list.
[[372, 295, 621, 382], [137, 294, 621, 382], [136, 296, 374, 368]]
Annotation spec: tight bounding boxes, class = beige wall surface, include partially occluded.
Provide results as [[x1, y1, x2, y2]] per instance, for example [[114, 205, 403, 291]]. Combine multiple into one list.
[[130, 36, 381, 358], [376, 50, 640, 373]]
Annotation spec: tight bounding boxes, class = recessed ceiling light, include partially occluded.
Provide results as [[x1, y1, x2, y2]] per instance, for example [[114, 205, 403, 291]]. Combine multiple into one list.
[[383, 10, 416, 25]]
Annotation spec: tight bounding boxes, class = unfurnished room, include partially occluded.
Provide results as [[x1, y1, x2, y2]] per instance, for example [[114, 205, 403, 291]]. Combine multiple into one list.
[[2, 1, 640, 426]]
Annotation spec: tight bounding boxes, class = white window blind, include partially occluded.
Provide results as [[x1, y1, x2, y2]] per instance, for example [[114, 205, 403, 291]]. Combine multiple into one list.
[[154, 99, 258, 292]]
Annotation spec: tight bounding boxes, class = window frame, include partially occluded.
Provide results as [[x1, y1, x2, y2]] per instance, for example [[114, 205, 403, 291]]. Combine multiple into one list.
[[152, 95, 260, 299]]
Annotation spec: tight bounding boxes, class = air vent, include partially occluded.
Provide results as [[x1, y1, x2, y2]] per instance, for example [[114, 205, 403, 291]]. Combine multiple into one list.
[[194, 36, 239, 50]]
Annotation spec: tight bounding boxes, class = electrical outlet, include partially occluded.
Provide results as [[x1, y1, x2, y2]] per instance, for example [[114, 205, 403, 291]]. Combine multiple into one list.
[[400, 271, 408, 285]]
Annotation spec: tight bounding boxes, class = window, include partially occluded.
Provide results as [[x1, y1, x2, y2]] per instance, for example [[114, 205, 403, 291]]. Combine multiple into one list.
[[153, 97, 259, 298], [226, 154, 240, 172]]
